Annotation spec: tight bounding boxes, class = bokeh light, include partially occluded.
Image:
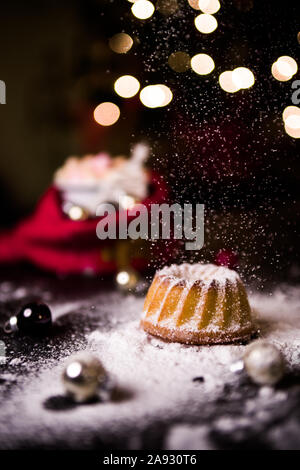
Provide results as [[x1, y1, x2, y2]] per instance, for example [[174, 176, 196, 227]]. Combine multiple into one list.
[[68, 206, 86, 221], [198, 0, 220, 14], [116, 271, 130, 286], [271, 62, 289, 82], [140, 84, 173, 108], [191, 53, 215, 75], [232, 67, 255, 89], [284, 123, 300, 139], [158, 84, 173, 106], [131, 0, 155, 19], [282, 106, 300, 122], [168, 51, 191, 72], [285, 114, 300, 129], [282, 105, 300, 138], [187, 0, 201, 10], [109, 33, 133, 54], [120, 195, 136, 210], [114, 75, 140, 98], [156, 0, 178, 16], [94, 102, 120, 126], [277, 56, 297, 76], [271, 56, 298, 82], [194, 14, 218, 34], [219, 71, 240, 93]]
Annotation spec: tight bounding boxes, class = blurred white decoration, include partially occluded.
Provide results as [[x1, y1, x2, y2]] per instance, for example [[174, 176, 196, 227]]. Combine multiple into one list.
[[140, 84, 173, 108], [191, 53, 215, 75], [194, 14, 218, 34], [218, 71, 240, 93], [114, 75, 140, 98], [93, 102, 120, 126], [198, 0, 220, 14], [271, 56, 298, 82], [54, 144, 150, 214], [112, 143, 150, 201], [232, 67, 255, 89], [131, 0, 155, 19]]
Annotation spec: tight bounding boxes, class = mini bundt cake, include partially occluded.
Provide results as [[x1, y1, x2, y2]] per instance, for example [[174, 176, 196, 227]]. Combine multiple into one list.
[[141, 263, 256, 345]]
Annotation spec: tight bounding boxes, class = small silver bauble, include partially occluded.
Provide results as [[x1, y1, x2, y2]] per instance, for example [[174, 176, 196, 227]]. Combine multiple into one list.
[[62, 352, 111, 403], [243, 340, 285, 386]]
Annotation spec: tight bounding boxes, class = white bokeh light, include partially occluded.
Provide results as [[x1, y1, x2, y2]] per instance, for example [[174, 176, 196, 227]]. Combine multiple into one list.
[[219, 71, 240, 93], [114, 75, 140, 98], [272, 56, 298, 82], [285, 114, 300, 130], [198, 0, 220, 14], [277, 56, 297, 76], [116, 271, 130, 286], [67, 362, 82, 379], [94, 102, 120, 126], [194, 14, 218, 34], [284, 123, 300, 139], [191, 53, 215, 75], [131, 0, 155, 19], [282, 105, 300, 138], [282, 106, 300, 122], [232, 67, 255, 89], [158, 84, 173, 106], [140, 84, 173, 108]]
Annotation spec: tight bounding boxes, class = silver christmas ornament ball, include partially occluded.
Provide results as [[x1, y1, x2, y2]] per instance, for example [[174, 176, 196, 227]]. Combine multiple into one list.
[[62, 352, 108, 403], [243, 341, 285, 386]]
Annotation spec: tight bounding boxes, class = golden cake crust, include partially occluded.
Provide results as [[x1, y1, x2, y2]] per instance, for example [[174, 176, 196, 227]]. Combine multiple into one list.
[[141, 263, 257, 345]]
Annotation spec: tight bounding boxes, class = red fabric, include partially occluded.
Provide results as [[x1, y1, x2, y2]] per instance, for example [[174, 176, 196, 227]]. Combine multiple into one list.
[[0, 172, 169, 275]]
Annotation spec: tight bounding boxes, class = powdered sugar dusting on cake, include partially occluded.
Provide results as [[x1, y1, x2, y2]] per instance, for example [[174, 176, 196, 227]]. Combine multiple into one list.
[[158, 263, 240, 286], [142, 263, 253, 343]]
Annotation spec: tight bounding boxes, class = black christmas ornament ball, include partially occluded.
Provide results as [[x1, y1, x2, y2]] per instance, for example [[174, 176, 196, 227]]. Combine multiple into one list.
[[16, 302, 52, 335]]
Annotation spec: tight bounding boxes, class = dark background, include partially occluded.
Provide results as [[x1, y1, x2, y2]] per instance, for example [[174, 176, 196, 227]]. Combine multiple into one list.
[[0, 0, 299, 282]]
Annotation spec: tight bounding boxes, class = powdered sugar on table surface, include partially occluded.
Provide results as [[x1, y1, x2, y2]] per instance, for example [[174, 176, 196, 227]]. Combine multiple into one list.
[[0, 282, 300, 449]]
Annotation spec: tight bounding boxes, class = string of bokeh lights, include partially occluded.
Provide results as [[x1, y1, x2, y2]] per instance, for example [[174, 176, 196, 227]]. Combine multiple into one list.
[[93, 0, 300, 139]]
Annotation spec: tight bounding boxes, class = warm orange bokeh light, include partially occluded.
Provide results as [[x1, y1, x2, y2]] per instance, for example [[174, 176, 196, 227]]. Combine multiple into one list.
[[94, 102, 120, 126]]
